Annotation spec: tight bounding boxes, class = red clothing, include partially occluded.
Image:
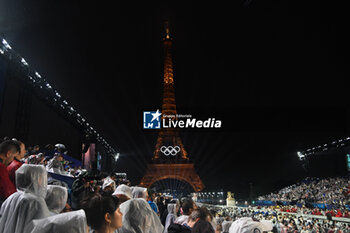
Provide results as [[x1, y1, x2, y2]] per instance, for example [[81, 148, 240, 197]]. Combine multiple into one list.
[[7, 159, 23, 186], [0, 163, 16, 201]]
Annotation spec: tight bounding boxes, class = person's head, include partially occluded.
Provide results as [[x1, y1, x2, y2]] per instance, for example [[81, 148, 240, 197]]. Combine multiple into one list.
[[192, 219, 215, 233], [167, 203, 178, 216], [102, 177, 116, 194], [182, 198, 196, 215], [13, 140, 26, 160], [84, 195, 122, 231], [15, 164, 48, 198], [148, 189, 155, 201], [57, 154, 64, 161], [187, 209, 201, 228], [45, 185, 68, 214], [198, 206, 211, 221], [131, 186, 148, 200], [119, 198, 164, 232], [158, 196, 164, 204], [0, 140, 21, 165], [112, 184, 132, 203]]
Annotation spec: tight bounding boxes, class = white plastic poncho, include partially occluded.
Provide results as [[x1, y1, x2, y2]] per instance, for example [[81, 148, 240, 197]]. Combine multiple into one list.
[[102, 176, 116, 191], [117, 198, 164, 233], [222, 220, 233, 233], [164, 204, 177, 233], [131, 187, 147, 199], [46, 156, 65, 174], [28, 209, 87, 233], [45, 185, 68, 215], [112, 184, 132, 199], [0, 164, 50, 233]]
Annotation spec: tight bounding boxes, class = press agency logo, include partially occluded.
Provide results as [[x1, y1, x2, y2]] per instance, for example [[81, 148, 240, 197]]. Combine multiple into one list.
[[143, 110, 162, 129]]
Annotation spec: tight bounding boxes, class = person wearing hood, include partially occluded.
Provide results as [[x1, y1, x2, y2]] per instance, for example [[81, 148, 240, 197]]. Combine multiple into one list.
[[112, 184, 132, 204], [46, 154, 65, 174], [117, 198, 164, 233], [102, 176, 116, 195], [229, 217, 273, 233], [164, 203, 179, 233], [45, 185, 68, 215], [131, 186, 148, 200], [27, 209, 88, 233], [221, 216, 233, 233], [0, 164, 50, 233]]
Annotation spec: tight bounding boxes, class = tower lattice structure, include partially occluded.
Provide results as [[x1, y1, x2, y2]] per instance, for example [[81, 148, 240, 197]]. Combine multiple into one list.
[[140, 22, 204, 192]]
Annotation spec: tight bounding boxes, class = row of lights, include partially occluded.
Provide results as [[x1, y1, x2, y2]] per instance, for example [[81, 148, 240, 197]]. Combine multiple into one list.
[[297, 136, 350, 160], [1, 37, 118, 156]]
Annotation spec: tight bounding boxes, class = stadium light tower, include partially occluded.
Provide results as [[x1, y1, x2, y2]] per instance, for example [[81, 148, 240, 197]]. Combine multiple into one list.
[[297, 151, 305, 161]]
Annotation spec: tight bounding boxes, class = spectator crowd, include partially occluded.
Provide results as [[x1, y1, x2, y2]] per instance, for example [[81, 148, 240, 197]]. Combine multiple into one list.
[[257, 177, 349, 207], [1, 138, 350, 233]]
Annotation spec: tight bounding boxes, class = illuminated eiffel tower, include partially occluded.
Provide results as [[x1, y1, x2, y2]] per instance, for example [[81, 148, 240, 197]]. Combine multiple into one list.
[[140, 22, 204, 192]]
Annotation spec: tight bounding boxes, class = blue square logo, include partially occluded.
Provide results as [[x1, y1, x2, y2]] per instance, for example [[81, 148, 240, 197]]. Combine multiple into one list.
[[143, 110, 161, 129]]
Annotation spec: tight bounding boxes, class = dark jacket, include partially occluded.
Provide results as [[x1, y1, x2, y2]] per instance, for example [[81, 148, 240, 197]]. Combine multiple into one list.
[[192, 220, 215, 233], [167, 223, 191, 233]]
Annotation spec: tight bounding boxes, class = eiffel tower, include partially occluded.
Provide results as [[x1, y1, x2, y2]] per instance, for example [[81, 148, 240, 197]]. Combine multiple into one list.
[[140, 22, 204, 192]]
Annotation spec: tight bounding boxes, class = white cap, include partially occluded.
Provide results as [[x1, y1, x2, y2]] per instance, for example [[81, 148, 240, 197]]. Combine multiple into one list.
[[229, 217, 273, 233], [113, 184, 132, 199]]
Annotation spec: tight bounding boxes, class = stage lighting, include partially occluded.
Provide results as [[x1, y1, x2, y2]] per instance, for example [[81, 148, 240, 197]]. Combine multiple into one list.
[[2, 39, 11, 50], [21, 58, 28, 66], [35, 72, 41, 79]]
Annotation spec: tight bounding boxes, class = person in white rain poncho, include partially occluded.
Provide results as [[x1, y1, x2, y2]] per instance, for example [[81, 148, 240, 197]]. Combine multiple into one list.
[[164, 203, 178, 233], [112, 184, 132, 204], [117, 198, 164, 233], [131, 187, 148, 200], [229, 217, 273, 233], [0, 164, 50, 233], [27, 209, 88, 233], [102, 176, 116, 194], [45, 185, 68, 215]]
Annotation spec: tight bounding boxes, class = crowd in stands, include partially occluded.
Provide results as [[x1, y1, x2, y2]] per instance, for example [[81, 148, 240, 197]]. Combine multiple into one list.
[[1, 137, 350, 233], [201, 204, 350, 233], [257, 177, 350, 207]]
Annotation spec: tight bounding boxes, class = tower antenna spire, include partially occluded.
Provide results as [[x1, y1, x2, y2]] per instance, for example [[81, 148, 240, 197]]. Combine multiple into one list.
[[164, 21, 171, 40]]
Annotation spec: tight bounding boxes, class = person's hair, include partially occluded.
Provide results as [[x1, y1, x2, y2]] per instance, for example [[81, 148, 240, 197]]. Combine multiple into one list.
[[189, 209, 201, 221], [199, 206, 211, 220], [192, 219, 215, 233], [0, 140, 21, 155], [83, 194, 120, 230], [181, 198, 194, 215]]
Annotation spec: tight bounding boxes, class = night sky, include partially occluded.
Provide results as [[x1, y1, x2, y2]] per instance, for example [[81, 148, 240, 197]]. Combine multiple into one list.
[[0, 0, 348, 199]]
